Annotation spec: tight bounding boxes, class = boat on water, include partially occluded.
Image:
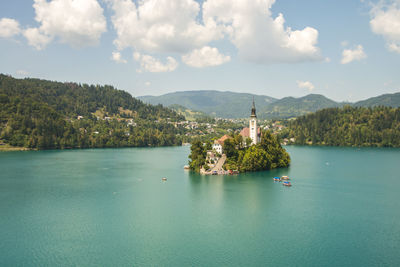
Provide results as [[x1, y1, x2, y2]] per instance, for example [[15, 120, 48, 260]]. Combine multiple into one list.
[[183, 165, 190, 170], [283, 181, 292, 186], [162, 177, 167, 181], [273, 177, 281, 181], [281, 176, 290, 180]]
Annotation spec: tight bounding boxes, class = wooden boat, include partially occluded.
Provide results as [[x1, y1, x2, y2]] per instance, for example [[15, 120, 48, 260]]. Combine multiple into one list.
[[281, 176, 290, 180], [162, 177, 167, 181], [273, 177, 281, 181], [183, 165, 190, 170]]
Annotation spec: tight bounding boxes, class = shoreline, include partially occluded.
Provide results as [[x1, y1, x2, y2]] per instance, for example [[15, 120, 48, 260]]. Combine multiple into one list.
[[0, 144, 32, 152]]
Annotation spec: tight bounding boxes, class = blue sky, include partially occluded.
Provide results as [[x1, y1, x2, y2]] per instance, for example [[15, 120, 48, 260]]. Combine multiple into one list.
[[0, 0, 399, 102]]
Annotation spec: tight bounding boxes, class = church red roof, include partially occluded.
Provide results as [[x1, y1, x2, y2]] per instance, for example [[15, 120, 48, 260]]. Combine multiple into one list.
[[215, 134, 231, 145], [240, 127, 261, 138]]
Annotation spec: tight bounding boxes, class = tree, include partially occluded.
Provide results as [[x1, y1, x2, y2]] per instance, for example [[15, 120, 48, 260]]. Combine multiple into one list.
[[223, 138, 237, 159], [240, 146, 271, 171], [245, 137, 253, 147], [188, 140, 206, 171]]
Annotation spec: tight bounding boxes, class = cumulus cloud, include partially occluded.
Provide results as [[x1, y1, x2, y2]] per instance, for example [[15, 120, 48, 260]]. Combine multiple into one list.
[[297, 81, 315, 92], [182, 46, 230, 68], [24, 0, 107, 49], [133, 52, 178, 73], [109, 0, 222, 54], [341, 45, 367, 64], [203, 0, 322, 63], [23, 27, 52, 50], [107, 0, 321, 69], [111, 51, 127, 63], [0, 18, 21, 38], [370, 0, 400, 53]]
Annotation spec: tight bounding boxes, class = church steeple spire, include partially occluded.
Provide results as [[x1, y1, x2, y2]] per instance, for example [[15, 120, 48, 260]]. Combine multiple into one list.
[[251, 97, 256, 118]]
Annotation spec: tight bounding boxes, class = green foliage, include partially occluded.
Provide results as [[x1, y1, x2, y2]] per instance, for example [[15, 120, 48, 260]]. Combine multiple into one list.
[[0, 74, 185, 149], [354, 92, 400, 108], [262, 94, 341, 119], [223, 138, 237, 159], [168, 104, 212, 121], [285, 106, 400, 147], [188, 140, 206, 171], [240, 146, 271, 172]]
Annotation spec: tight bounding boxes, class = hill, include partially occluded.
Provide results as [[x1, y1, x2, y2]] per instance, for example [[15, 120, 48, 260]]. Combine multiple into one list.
[[283, 106, 400, 147], [262, 94, 342, 118], [353, 92, 400, 108], [168, 104, 211, 121], [0, 74, 185, 149], [140, 90, 400, 119], [138, 90, 276, 118]]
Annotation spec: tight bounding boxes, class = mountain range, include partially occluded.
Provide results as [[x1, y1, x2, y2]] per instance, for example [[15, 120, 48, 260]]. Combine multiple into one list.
[[139, 91, 400, 119]]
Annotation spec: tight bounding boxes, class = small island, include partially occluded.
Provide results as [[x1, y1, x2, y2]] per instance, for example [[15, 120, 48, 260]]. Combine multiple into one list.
[[188, 100, 290, 174]]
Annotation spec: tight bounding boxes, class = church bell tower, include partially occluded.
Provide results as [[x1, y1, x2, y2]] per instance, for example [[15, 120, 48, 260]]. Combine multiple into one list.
[[249, 98, 257, 145]]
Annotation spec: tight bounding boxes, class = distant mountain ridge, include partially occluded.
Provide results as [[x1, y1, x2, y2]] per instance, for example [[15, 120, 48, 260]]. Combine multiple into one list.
[[139, 90, 276, 118], [353, 92, 400, 108], [139, 90, 400, 119]]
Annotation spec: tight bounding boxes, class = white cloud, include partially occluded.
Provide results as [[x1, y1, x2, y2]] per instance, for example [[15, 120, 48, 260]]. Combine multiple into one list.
[[0, 18, 21, 38], [182, 46, 230, 68], [24, 0, 106, 50], [16, 70, 29, 76], [108, 0, 321, 69], [370, 0, 400, 53], [23, 27, 52, 50], [203, 0, 322, 63], [341, 45, 367, 64], [111, 51, 127, 63], [109, 0, 222, 54], [133, 52, 178, 73], [297, 81, 315, 92], [388, 43, 400, 53]]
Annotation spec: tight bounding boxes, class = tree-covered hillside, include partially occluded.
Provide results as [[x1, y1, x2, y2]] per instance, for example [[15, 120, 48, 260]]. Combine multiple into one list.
[[262, 94, 342, 118], [282, 106, 400, 147], [139, 90, 277, 118], [0, 74, 182, 120], [353, 92, 400, 108], [0, 74, 185, 149]]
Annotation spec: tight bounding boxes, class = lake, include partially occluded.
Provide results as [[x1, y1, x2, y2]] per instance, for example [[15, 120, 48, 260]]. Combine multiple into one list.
[[0, 146, 400, 266]]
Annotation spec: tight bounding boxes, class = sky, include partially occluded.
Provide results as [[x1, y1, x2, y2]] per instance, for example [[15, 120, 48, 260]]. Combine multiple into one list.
[[0, 0, 399, 102]]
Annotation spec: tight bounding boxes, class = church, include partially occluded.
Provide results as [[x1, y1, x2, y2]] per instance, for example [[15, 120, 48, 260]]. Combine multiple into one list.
[[212, 99, 261, 154], [240, 99, 261, 145]]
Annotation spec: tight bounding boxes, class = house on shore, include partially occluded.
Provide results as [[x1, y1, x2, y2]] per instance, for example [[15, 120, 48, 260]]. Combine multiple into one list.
[[212, 134, 231, 154]]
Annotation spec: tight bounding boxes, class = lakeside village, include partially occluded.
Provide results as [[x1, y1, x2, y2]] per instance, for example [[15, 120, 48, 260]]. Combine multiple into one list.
[[70, 107, 294, 145], [187, 100, 291, 176]]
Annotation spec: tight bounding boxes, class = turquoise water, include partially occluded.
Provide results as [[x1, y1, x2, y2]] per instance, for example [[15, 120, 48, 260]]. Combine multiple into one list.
[[0, 146, 400, 266]]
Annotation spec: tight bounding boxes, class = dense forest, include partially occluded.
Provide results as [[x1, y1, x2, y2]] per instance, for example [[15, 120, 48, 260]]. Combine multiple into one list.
[[0, 74, 186, 149], [189, 130, 290, 172], [281, 106, 400, 147]]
